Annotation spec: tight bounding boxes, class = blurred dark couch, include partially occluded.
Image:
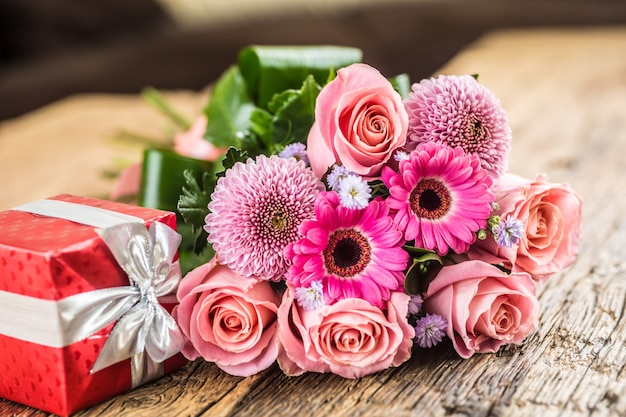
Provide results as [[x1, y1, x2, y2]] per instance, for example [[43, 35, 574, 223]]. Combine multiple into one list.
[[1, 0, 625, 121]]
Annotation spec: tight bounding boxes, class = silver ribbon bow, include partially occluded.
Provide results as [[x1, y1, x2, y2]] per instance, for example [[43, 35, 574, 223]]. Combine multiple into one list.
[[90, 221, 185, 386]]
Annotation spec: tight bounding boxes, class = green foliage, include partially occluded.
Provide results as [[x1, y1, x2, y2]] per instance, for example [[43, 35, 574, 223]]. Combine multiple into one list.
[[139, 149, 217, 214], [249, 108, 274, 150], [203, 66, 256, 148], [269, 75, 321, 149], [403, 248, 443, 295], [369, 180, 390, 199], [219, 147, 250, 175], [245, 74, 324, 155], [389, 73, 411, 99], [238, 45, 362, 109], [176, 222, 215, 275], [177, 170, 216, 254]]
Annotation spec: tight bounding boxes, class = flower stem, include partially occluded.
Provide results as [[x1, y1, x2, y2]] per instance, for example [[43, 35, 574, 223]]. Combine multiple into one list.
[[142, 86, 191, 130]]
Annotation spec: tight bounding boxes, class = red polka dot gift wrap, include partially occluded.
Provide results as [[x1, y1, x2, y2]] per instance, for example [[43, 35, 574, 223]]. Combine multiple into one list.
[[0, 195, 187, 416]]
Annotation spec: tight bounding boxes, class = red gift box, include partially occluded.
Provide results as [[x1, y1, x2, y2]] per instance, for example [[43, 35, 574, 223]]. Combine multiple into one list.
[[0, 195, 188, 416]]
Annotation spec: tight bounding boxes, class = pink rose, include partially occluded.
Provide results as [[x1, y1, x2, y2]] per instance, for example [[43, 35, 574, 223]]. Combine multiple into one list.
[[307, 63, 409, 180], [470, 173, 582, 282], [423, 260, 540, 358], [174, 114, 227, 161], [173, 258, 281, 376], [277, 285, 414, 379]]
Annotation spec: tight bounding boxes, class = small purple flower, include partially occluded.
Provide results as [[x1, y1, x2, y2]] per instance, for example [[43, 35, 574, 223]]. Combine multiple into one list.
[[408, 294, 423, 315], [492, 216, 525, 248], [326, 165, 355, 191], [414, 313, 447, 348], [279, 143, 309, 165]]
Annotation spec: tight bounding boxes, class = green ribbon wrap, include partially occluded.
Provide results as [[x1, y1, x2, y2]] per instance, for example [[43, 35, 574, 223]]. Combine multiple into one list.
[[139, 148, 216, 214]]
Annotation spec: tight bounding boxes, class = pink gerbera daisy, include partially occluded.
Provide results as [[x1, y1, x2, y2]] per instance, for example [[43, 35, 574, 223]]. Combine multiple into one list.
[[205, 155, 323, 281], [404, 74, 511, 178], [382, 142, 495, 255], [284, 191, 409, 309]]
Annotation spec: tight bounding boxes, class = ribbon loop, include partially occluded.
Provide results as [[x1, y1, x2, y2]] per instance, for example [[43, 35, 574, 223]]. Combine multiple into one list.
[[57, 287, 140, 346], [93, 221, 185, 378]]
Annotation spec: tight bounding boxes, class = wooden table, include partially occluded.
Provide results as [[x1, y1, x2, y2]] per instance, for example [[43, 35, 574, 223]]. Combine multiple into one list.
[[2, 26, 626, 417]]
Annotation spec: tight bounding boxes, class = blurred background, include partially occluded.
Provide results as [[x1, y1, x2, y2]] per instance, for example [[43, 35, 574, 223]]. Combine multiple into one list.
[[1, 0, 625, 121]]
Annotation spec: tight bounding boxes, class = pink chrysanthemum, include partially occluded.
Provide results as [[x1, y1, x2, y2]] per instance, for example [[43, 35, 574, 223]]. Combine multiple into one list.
[[382, 142, 495, 255], [404, 74, 511, 178], [205, 155, 323, 281], [284, 191, 409, 309]]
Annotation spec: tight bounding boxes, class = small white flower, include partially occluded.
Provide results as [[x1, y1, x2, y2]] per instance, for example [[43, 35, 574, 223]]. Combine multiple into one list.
[[337, 175, 371, 209], [295, 281, 325, 311], [394, 150, 411, 162]]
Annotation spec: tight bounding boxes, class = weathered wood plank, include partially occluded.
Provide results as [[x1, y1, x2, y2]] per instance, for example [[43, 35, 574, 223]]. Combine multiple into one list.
[[1, 26, 626, 417]]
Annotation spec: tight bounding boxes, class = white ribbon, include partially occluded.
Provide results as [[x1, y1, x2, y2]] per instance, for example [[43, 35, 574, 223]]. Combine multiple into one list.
[[2, 199, 185, 387], [12, 199, 146, 229]]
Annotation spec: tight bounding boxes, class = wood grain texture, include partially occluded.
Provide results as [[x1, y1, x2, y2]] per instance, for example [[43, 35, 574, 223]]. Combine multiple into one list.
[[1, 26, 626, 417]]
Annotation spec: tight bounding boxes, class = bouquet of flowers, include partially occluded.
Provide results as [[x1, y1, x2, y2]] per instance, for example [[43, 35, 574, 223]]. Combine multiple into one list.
[[116, 45, 582, 379]]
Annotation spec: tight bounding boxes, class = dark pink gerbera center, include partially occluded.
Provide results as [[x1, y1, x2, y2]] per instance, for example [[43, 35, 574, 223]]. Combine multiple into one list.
[[410, 178, 452, 220], [323, 228, 372, 278]]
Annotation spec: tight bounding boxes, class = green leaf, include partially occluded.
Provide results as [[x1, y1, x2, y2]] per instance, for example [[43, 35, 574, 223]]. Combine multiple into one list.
[[402, 245, 438, 257], [403, 250, 443, 295], [177, 222, 215, 275], [177, 169, 216, 242], [369, 180, 390, 199], [389, 73, 411, 99], [238, 45, 362, 109], [269, 75, 322, 147], [326, 67, 338, 84], [219, 147, 250, 175], [203, 66, 256, 148], [179, 243, 215, 276], [249, 107, 274, 150]]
